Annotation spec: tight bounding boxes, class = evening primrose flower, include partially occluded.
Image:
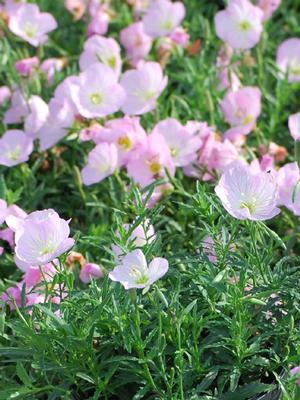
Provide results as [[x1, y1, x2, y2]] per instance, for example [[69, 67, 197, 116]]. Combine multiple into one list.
[[215, 0, 264, 50], [276, 38, 300, 83], [142, 0, 185, 38], [109, 249, 168, 290], [15, 209, 74, 265], [0, 130, 33, 167], [70, 64, 125, 119], [8, 3, 57, 47], [288, 113, 300, 141], [81, 143, 118, 186], [215, 160, 280, 221], [120, 62, 167, 115], [0, 200, 8, 225]]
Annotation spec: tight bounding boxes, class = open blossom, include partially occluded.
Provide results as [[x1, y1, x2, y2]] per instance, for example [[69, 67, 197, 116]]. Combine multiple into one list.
[[215, 0, 264, 50], [4, 89, 29, 124], [24, 96, 49, 139], [152, 118, 202, 167], [95, 116, 148, 167], [142, 0, 185, 38], [257, 0, 281, 20], [109, 249, 168, 290], [14, 209, 74, 265], [79, 36, 121, 77], [221, 87, 262, 139], [289, 113, 300, 141], [70, 64, 125, 119], [120, 22, 152, 65], [81, 143, 118, 186], [121, 62, 167, 115], [0, 130, 33, 167], [112, 219, 156, 257], [126, 132, 175, 187], [215, 160, 281, 221], [15, 57, 39, 76], [79, 263, 103, 283], [8, 3, 57, 46], [276, 38, 300, 83]]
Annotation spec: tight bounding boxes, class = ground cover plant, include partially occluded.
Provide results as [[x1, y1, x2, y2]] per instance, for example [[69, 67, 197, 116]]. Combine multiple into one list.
[[0, 0, 300, 398]]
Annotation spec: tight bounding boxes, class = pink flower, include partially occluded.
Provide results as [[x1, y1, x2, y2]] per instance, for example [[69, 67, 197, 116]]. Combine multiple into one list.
[[70, 64, 125, 119], [120, 62, 168, 115], [120, 22, 152, 64], [81, 143, 118, 186], [276, 38, 300, 83], [24, 96, 49, 139], [0, 199, 7, 225], [8, 3, 57, 47], [4, 0, 26, 14], [290, 366, 300, 387], [218, 68, 241, 91], [15, 57, 39, 76], [14, 209, 75, 265], [0, 86, 11, 106], [221, 87, 262, 139], [257, 0, 281, 20], [4, 89, 29, 124], [64, 0, 86, 20], [142, 0, 185, 38], [289, 113, 300, 141], [126, 132, 175, 187], [79, 36, 122, 77], [276, 162, 300, 210], [109, 249, 168, 290], [95, 116, 147, 167], [209, 139, 241, 172], [215, 160, 280, 221], [0, 228, 14, 248], [87, 8, 109, 37], [215, 0, 263, 50], [79, 263, 103, 283], [40, 58, 65, 85], [0, 130, 33, 167], [152, 118, 202, 167], [112, 219, 156, 258], [203, 236, 218, 263], [170, 26, 190, 47]]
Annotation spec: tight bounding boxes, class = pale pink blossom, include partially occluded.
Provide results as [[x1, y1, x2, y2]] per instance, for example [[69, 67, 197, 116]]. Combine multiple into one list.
[[0, 130, 33, 167], [4, 0, 26, 14], [215, 0, 264, 50], [79, 263, 103, 283], [276, 38, 300, 83], [276, 162, 300, 210], [4, 89, 29, 124], [109, 249, 168, 290], [0, 228, 14, 248], [81, 143, 118, 186], [290, 366, 300, 386], [15, 57, 39, 76], [0, 200, 7, 225], [288, 113, 300, 141], [142, 0, 185, 38], [152, 118, 202, 167], [170, 26, 190, 47], [126, 132, 175, 187], [79, 36, 121, 77], [221, 87, 262, 140], [40, 58, 65, 85], [0, 86, 11, 106], [87, 8, 109, 37], [14, 209, 74, 265], [64, 0, 87, 20], [70, 64, 125, 119], [24, 96, 49, 139], [120, 62, 167, 115], [215, 160, 280, 220], [79, 123, 103, 142], [257, 0, 281, 20], [120, 22, 152, 64], [8, 3, 57, 47]]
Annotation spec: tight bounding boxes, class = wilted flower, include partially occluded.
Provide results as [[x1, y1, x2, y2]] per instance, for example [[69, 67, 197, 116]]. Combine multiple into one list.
[[109, 249, 168, 290], [8, 3, 57, 46], [0, 130, 33, 167], [120, 62, 167, 115], [14, 209, 75, 265], [81, 143, 118, 185], [70, 64, 125, 119], [142, 0, 185, 38], [79, 263, 103, 283], [215, 0, 263, 50], [276, 38, 300, 83], [215, 160, 280, 220]]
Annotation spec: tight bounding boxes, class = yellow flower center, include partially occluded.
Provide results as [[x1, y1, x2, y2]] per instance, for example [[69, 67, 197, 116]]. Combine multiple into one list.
[[24, 23, 38, 38], [243, 115, 253, 125], [90, 92, 103, 105], [130, 266, 149, 285], [8, 147, 21, 161], [239, 21, 251, 32], [39, 242, 56, 256], [240, 198, 257, 214], [108, 56, 116, 69], [118, 136, 132, 151], [290, 62, 300, 76], [171, 147, 178, 157], [144, 91, 155, 101], [163, 20, 173, 30], [149, 161, 161, 175]]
